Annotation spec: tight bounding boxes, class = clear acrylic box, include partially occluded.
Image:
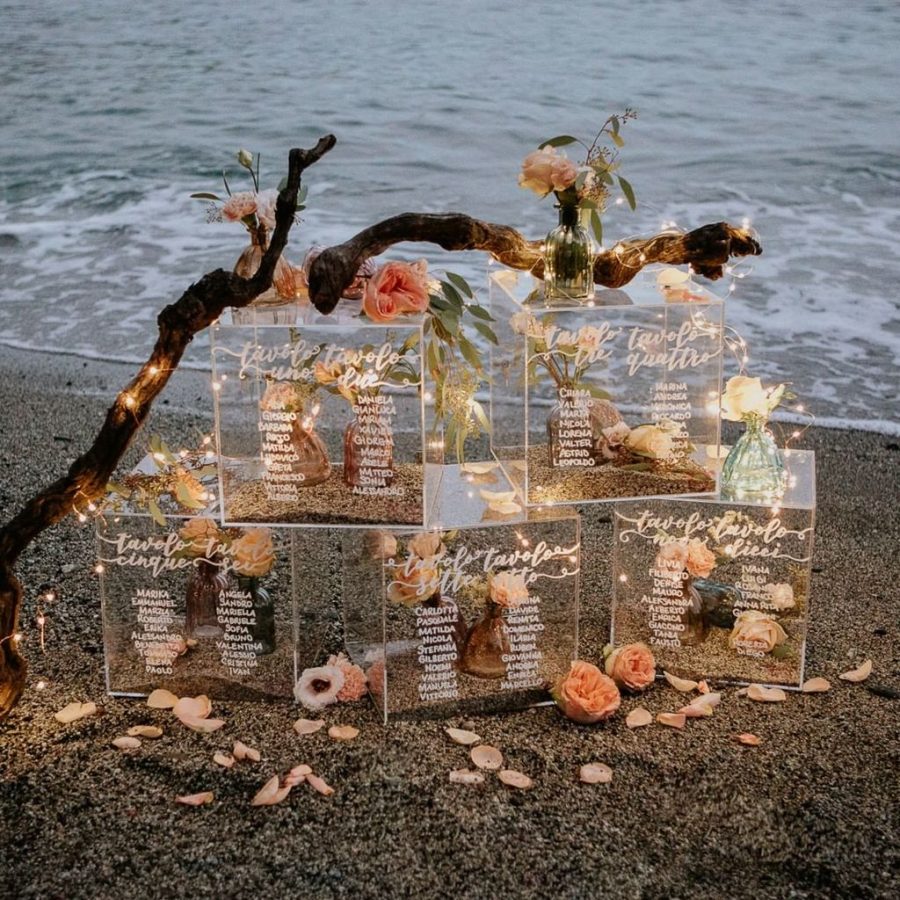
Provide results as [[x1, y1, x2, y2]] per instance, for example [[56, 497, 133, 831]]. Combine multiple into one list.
[[342, 509, 581, 721], [610, 449, 815, 689], [211, 303, 426, 528], [489, 265, 725, 506]]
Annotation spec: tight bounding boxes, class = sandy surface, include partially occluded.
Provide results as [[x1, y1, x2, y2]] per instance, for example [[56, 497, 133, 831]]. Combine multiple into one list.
[[0, 349, 898, 899]]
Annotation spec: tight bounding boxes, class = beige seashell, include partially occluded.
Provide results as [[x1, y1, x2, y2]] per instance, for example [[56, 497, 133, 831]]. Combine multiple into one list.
[[328, 725, 360, 741], [801, 676, 832, 693], [179, 716, 226, 733], [233, 741, 261, 762], [306, 774, 334, 796], [445, 727, 482, 746], [479, 488, 517, 503], [679, 703, 713, 718], [449, 769, 485, 785], [746, 684, 787, 703], [498, 769, 533, 790], [173, 695, 212, 721], [147, 689, 179, 709], [664, 671, 699, 693], [470, 744, 503, 770], [488, 500, 522, 515], [656, 713, 687, 729], [461, 461, 499, 475], [213, 752, 235, 769], [176, 791, 214, 806], [251, 775, 292, 807], [735, 732, 762, 746], [54, 701, 98, 724], [112, 736, 141, 751], [839, 659, 872, 683], [293, 718, 326, 736], [625, 707, 653, 729], [127, 725, 163, 739], [579, 763, 613, 784]]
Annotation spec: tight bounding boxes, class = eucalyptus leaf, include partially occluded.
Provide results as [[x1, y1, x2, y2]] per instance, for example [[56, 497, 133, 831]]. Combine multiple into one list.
[[147, 498, 166, 527], [610, 131, 624, 148], [618, 176, 636, 210], [466, 304, 494, 322], [440, 281, 465, 312], [539, 135, 578, 148], [190, 192, 221, 202], [591, 210, 603, 246], [611, 115, 620, 136], [429, 295, 452, 312], [472, 320, 499, 345], [471, 400, 491, 434], [458, 335, 482, 371], [445, 271, 473, 298]]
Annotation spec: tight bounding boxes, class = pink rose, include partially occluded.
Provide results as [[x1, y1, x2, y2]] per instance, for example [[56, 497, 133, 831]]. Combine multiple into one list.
[[549, 156, 578, 192], [489, 571, 529, 608], [685, 539, 716, 578], [222, 191, 258, 222], [605, 643, 656, 692], [518, 147, 559, 197], [553, 660, 621, 724], [327, 653, 368, 702], [363, 260, 429, 323]]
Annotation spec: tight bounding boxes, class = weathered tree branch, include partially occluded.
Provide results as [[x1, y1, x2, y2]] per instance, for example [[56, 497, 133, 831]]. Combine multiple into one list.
[[0, 136, 336, 719], [307, 214, 761, 313]]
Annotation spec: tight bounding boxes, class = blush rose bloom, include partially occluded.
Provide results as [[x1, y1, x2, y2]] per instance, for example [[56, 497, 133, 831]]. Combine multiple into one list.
[[685, 539, 717, 579], [553, 660, 621, 724], [767, 582, 795, 610], [254, 189, 278, 231], [729, 610, 788, 653], [720, 375, 771, 422], [605, 643, 656, 692], [221, 191, 258, 222], [625, 424, 675, 460], [179, 516, 222, 557], [407, 531, 445, 560], [655, 540, 689, 577], [549, 155, 578, 192], [327, 653, 368, 702], [489, 571, 529, 608], [363, 259, 429, 323], [231, 528, 276, 577], [518, 147, 558, 197]]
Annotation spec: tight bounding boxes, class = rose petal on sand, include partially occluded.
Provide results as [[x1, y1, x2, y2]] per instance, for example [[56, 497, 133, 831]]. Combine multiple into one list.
[[461, 461, 499, 475], [213, 752, 235, 769], [679, 703, 714, 718], [54, 701, 98, 724], [479, 488, 517, 503], [293, 718, 325, 736], [173, 695, 212, 721], [470, 745, 503, 770], [694, 692, 721, 708], [697, 680, 711, 694], [112, 736, 141, 751], [735, 733, 762, 746], [179, 716, 226, 733], [251, 775, 292, 806], [233, 741, 261, 762], [147, 689, 179, 710], [176, 791, 214, 806], [445, 727, 482, 746], [306, 774, 334, 796], [328, 725, 359, 741], [283, 764, 312, 788], [127, 725, 163, 739], [579, 763, 613, 784], [801, 677, 832, 693], [625, 707, 653, 729], [664, 671, 699, 693], [656, 713, 687, 729], [747, 684, 787, 703], [449, 769, 485, 785], [498, 769, 533, 790], [488, 501, 522, 515], [839, 659, 872, 683]]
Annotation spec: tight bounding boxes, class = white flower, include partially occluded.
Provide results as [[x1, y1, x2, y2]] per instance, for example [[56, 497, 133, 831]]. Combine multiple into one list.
[[625, 424, 676, 460], [767, 583, 795, 610], [602, 421, 631, 447], [294, 665, 345, 710], [720, 375, 772, 422], [729, 610, 787, 654]]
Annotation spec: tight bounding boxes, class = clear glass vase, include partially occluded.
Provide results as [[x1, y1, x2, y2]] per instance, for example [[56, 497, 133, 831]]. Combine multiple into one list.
[[238, 575, 276, 656], [185, 559, 228, 639], [460, 600, 510, 679], [231, 231, 298, 325], [721, 414, 786, 500], [283, 417, 332, 488], [544, 204, 594, 302]]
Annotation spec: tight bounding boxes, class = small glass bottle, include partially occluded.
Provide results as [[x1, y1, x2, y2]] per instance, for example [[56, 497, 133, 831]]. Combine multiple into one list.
[[185, 559, 228, 639], [721, 414, 786, 500], [544, 204, 594, 302], [460, 600, 510, 679]]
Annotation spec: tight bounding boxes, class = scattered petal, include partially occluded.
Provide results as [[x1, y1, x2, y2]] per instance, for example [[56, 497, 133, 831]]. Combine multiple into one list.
[[328, 724, 359, 741], [470, 744, 503, 770], [679, 703, 713, 718], [306, 774, 334, 796], [625, 707, 653, 729], [693, 692, 721, 708], [233, 740, 261, 762], [445, 727, 482, 746], [461, 461, 499, 475], [283, 763, 312, 788], [479, 488, 517, 503], [697, 680, 711, 694], [801, 677, 832, 693], [747, 684, 787, 703], [251, 775, 292, 806], [664, 671, 699, 693], [147, 689, 179, 709], [488, 501, 522, 515], [839, 659, 872, 683], [176, 791, 214, 806], [579, 763, 613, 784], [213, 752, 235, 769], [498, 769, 533, 790], [293, 718, 325, 736], [127, 725, 163, 739], [449, 769, 485, 785], [54, 701, 98, 724], [735, 732, 762, 746], [173, 695, 212, 721], [179, 716, 226, 733], [112, 736, 141, 751], [656, 713, 687, 729]]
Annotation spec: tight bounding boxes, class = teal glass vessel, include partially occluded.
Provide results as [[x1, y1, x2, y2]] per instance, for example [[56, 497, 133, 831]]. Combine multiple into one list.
[[544, 204, 593, 302], [721, 414, 786, 500]]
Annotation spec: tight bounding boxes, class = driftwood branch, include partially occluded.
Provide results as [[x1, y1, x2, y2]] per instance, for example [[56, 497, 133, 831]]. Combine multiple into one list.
[[0, 136, 336, 719], [308, 214, 761, 313]]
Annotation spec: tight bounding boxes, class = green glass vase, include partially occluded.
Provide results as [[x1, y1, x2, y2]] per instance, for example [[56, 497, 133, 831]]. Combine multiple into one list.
[[544, 204, 593, 302], [721, 414, 786, 500]]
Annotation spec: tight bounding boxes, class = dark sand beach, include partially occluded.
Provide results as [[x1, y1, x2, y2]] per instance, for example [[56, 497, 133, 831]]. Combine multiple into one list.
[[0, 350, 897, 899]]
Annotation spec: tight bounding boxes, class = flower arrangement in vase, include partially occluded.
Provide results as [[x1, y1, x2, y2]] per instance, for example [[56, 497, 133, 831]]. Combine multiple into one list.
[[519, 110, 637, 302]]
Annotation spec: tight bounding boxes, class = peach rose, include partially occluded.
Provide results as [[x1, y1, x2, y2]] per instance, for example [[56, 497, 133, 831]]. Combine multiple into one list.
[[685, 539, 716, 579], [767, 582, 795, 611], [729, 610, 788, 654], [178, 516, 222, 557], [720, 375, 770, 422], [549, 155, 578, 192], [407, 531, 444, 560], [553, 660, 621, 724], [366, 530, 397, 560], [327, 652, 368, 702], [387, 558, 440, 606], [655, 540, 689, 577], [518, 147, 557, 197], [605, 643, 656, 692], [221, 191, 258, 222], [231, 527, 276, 577], [489, 571, 529, 608], [363, 259, 429, 323]]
